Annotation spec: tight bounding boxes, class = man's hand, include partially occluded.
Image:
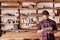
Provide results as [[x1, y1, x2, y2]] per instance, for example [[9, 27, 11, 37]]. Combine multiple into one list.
[[37, 30, 43, 33], [46, 30, 52, 33]]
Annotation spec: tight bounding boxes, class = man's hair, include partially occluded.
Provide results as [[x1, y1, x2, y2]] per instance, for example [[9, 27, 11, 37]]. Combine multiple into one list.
[[42, 10, 49, 15]]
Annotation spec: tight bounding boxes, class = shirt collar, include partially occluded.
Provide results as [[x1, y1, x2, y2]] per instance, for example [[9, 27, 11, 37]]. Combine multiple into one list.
[[43, 18, 50, 22]]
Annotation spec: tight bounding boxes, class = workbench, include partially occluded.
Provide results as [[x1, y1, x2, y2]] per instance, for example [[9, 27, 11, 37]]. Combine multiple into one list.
[[0, 31, 60, 40]]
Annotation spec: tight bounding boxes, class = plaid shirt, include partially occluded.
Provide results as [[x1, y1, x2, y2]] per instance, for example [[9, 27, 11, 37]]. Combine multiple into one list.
[[38, 18, 57, 40]]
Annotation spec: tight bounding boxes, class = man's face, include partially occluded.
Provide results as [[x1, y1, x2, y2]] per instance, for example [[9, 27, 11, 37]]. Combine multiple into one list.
[[43, 15, 49, 20]]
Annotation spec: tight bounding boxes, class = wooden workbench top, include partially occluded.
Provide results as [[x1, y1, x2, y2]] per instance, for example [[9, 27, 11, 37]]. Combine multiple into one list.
[[0, 32, 40, 40], [0, 31, 60, 40]]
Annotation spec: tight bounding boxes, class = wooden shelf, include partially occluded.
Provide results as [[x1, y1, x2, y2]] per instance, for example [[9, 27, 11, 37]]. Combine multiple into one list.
[[37, 0, 53, 2], [1, 6, 18, 8], [0, 8, 18, 9], [1, 23, 19, 24], [0, 7, 37, 10], [55, 7, 60, 9], [0, 6, 54, 10], [0, 1, 60, 30], [0, 0, 53, 2], [0, 15, 17, 17], [55, 0, 60, 2], [20, 23, 36, 24], [38, 7, 54, 10], [19, 8, 36, 10], [19, 7, 54, 10], [20, 13, 42, 16]]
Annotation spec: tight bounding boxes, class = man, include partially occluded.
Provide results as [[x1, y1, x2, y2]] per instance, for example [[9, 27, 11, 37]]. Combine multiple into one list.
[[37, 10, 57, 40]]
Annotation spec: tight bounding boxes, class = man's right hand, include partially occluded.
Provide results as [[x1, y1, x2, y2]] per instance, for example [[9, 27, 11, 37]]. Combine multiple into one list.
[[37, 30, 43, 33]]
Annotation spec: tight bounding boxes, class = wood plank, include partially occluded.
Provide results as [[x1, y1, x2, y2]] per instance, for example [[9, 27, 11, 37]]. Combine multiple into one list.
[[0, 31, 60, 40], [5, 3, 19, 6], [55, 0, 60, 2], [0, 32, 40, 40], [0, 0, 53, 2], [0, 0, 39, 2], [38, 0, 53, 2]]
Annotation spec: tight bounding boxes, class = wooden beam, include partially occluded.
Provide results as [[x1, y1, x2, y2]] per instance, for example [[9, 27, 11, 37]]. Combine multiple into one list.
[[0, 0, 53, 2], [55, 0, 60, 2], [0, 0, 38, 2]]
